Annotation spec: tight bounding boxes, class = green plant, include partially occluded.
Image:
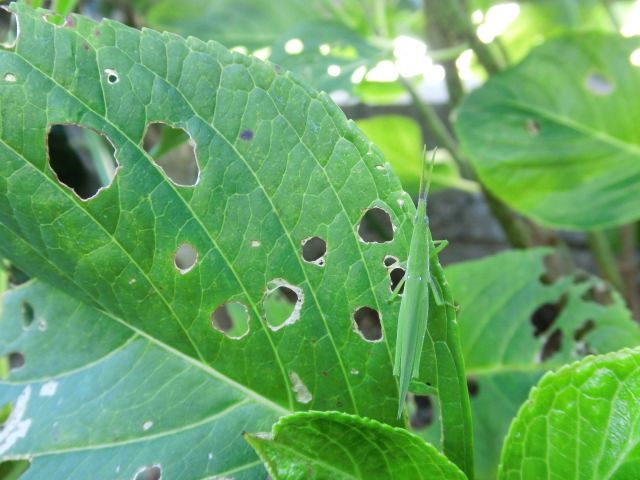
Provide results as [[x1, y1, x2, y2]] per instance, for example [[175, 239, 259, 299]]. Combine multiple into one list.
[[1, 1, 640, 479]]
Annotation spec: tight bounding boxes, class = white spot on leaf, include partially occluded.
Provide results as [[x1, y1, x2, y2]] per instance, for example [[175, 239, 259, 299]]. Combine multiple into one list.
[[289, 372, 312, 404], [250, 240, 261, 248], [142, 420, 153, 431], [0, 386, 32, 455], [39, 380, 58, 397]]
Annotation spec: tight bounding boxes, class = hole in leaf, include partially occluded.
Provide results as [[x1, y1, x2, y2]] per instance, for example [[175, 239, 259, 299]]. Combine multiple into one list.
[[284, 38, 304, 55], [8, 264, 28, 286], [3, 72, 15, 82], [104, 68, 119, 84], [142, 122, 199, 186], [353, 306, 382, 342], [540, 329, 563, 362], [574, 319, 595, 342], [357, 207, 394, 243], [523, 119, 540, 135], [630, 48, 640, 67], [289, 371, 312, 404], [21, 301, 34, 328], [0, 8, 18, 49], [0, 460, 30, 479], [581, 284, 613, 306], [211, 302, 250, 339], [410, 395, 434, 429], [538, 253, 558, 285], [47, 124, 119, 200], [467, 377, 479, 397], [389, 267, 405, 295], [8, 352, 25, 371], [530, 295, 566, 337], [174, 243, 198, 274], [264, 281, 303, 330], [301, 237, 327, 266], [585, 72, 614, 95], [383, 255, 398, 268], [134, 465, 162, 480]]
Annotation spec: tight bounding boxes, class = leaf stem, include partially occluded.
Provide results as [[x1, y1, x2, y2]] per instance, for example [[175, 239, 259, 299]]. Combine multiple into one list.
[[587, 231, 624, 292], [619, 224, 640, 320]]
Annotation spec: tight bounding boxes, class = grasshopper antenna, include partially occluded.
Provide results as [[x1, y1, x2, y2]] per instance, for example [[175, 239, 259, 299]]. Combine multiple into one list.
[[418, 146, 437, 202]]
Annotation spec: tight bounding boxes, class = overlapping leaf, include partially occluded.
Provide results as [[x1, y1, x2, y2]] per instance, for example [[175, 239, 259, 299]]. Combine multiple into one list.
[[456, 34, 640, 229], [500, 347, 640, 479], [246, 411, 467, 479], [0, 3, 472, 478]]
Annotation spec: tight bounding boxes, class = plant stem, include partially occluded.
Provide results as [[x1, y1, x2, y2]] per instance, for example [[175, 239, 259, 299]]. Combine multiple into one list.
[[587, 231, 624, 292], [424, 0, 504, 75], [619, 224, 640, 320]]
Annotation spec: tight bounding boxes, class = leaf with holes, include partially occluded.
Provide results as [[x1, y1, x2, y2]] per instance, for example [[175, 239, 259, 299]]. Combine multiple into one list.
[[417, 249, 640, 480], [499, 347, 640, 479], [456, 33, 640, 230], [0, 3, 472, 478], [245, 411, 468, 479]]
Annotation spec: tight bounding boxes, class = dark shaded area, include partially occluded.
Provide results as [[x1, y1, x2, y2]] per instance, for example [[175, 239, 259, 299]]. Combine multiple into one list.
[[389, 267, 405, 295], [357, 207, 394, 243], [467, 377, 479, 397], [353, 306, 382, 341], [530, 295, 566, 337], [8, 352, 25, 371], [0, 460, 31, 480], [540, 329, 563, 361], [47, 125, 117, 199], [410, 394, 434, 429], [21, 301, 34, 328], [302, 237, 327, 264], [134, 465, 162, 480], [574, 319, 595, 342]]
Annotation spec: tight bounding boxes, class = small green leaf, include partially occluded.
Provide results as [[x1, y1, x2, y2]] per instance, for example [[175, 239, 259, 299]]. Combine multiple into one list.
[[456, 34, 640, 230], [246, 411, 468, 479], [499, 347, 640, 479]]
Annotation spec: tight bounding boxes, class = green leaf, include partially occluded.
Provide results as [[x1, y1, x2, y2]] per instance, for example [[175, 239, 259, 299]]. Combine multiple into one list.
[[422, 249, 640, 480], [499, 347, 640, 479], [245, 411, 468, 479], [141, 0, 318, 50], [0, 281, 277, 478], [0, 3, 472, 477], [355, 115, 477, 194], [456, 33, 640, 230]]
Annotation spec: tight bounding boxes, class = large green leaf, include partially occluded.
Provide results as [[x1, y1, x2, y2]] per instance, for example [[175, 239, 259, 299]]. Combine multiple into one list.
[[419, 249, 640, 479], [456, 34, 640, 230], [246, 411, 467, 479], [0, 3, 472, 477], [499, 347, 640, 479]]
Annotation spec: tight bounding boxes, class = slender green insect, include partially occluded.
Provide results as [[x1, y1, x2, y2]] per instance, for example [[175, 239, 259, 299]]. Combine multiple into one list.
[[392, 148, 447, 419]]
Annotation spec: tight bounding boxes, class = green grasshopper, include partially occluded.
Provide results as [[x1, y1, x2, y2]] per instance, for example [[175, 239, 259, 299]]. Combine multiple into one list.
[[391, 149, 448, 419]]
